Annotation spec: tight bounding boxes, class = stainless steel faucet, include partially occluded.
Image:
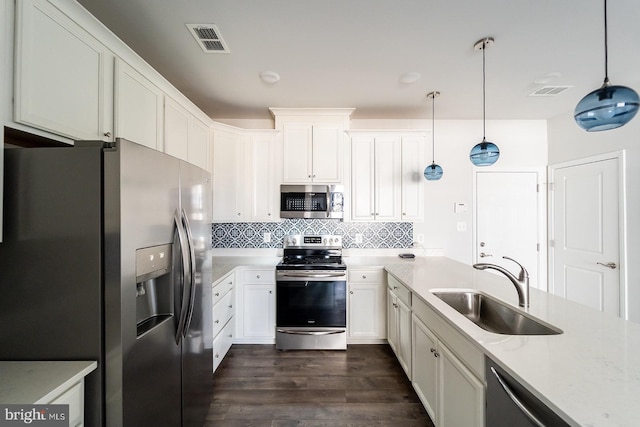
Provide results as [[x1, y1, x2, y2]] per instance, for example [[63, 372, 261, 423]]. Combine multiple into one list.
[[473, 256, 530, 307]]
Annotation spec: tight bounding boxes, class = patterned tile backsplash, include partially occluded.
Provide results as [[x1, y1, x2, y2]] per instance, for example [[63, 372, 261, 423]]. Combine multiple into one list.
[[212, 219, 413, 249]]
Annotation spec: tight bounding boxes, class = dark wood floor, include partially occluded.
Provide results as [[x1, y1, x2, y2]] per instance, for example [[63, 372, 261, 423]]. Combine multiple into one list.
[[206, 344, 435, 426]]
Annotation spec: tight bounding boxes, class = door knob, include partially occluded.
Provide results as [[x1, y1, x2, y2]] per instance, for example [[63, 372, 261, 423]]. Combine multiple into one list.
[[597, 262, 617, 269], [480, 252, 493, 258]]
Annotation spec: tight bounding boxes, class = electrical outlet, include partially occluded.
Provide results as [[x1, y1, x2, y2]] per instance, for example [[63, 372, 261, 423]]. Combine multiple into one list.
[[263, 232, 271, 243], [457, 222, 467, 232], [355, 233, 363, 244]]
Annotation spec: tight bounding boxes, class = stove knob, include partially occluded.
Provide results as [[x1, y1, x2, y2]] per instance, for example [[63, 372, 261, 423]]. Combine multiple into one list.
[[292, 238, 298, 246], [323, 238, 328, 245], [335, 237, 341, 246]]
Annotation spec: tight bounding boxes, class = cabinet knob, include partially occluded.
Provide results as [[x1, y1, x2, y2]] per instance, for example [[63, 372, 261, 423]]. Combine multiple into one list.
[[103, 131, 112, 138], [215, 320, 219, 324], [393, 303, 398, 308], [228, 281, 233, 285], [313, 174, 316, 178], [308, 175, 312, 178], [393, 286, 398, 290], [268, 213, 271, 216], [257, 275, 261, 279], [229, 305, 233, 308], [215, 292, 220, 297], [215, 353, 219, 358], [349, 291, 354, 294], [362, 275, 367, 279], [228, 334, 233, 338], [434, 352, 439, 358], [402, 212, 406, 215], [269, 290, 273, 294], [237, 212, 241, 216], [430, 348, 436, 353]]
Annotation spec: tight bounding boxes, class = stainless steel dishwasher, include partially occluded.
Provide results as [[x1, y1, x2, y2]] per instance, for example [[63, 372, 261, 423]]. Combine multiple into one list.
[[485, 356, 570, 427]]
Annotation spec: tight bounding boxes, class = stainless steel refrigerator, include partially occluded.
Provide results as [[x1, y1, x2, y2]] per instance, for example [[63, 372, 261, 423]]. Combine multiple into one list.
[[0, 138, 213, 427]]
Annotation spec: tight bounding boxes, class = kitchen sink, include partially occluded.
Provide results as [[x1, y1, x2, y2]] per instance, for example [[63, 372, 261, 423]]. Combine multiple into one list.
[[431, 290, 562, 335]]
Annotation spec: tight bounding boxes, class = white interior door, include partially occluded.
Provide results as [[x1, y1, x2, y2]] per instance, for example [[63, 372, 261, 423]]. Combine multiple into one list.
[[476, 172, 540, 289], [550, 156, 622, 316]]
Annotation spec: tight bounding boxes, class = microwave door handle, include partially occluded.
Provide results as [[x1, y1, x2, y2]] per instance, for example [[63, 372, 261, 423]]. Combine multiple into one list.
[[326, 189, 331, 218], [173, 209, 191, 344], [181, 209, 197, 338]]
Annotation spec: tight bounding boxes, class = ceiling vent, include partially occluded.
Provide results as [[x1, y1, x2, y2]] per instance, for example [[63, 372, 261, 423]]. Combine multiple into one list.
[[529, 86, 572, 96], [186, 24, 230, 53]]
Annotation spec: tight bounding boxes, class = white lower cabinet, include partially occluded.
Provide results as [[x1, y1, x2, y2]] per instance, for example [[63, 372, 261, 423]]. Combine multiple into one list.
[[234, 269, 276, 343], [387, 275, 412, 378], [347, 268, 387, 343], [412, 297, 485, 427], [212, 272, 235, 373]]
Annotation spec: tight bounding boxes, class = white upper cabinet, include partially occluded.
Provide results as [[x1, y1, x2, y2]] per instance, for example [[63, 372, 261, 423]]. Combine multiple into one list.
[[114, 58, 163, 150], [349, 130, 426, 222], [14, 0, 114, 141], [351, 134, 401, 221], [164, 97, 190, 161], [400, 135, 426, 221], [247, 130, 278, 222], [211, 127, 246, 222], [271, 108, 353, 184], [282, 123, 343, 183], [210, 126, 279, 223], [164, 96, 210, 171]]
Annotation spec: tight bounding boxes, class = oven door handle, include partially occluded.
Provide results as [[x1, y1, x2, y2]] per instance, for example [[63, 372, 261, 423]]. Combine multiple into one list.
[[278, 272, 346, 279], [277, 329, 345, 336]]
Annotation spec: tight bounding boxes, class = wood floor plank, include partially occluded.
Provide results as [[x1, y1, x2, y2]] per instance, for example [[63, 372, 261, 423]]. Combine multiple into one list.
[[207, 344, 435, 426]]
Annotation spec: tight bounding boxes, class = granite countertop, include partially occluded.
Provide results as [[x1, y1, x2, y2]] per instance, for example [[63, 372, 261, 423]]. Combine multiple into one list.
[[210, 253, 640, 426], [0, 361, 97, 404]]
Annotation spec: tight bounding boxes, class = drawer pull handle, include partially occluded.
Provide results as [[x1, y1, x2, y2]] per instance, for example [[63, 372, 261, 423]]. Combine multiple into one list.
[[215, 292, 220, 297], [490, 367, 545, 427]]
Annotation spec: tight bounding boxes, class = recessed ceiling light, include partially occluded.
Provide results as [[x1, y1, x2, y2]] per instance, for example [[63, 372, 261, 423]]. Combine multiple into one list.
[[260, 71, 280, 84], [399, 72, 421, 84]]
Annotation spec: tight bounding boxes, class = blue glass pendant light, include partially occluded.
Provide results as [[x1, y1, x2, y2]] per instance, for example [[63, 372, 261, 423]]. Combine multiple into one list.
[[424, 91, 443, 181], [470, 37, 500, 167], [574, 0, 639, 131]]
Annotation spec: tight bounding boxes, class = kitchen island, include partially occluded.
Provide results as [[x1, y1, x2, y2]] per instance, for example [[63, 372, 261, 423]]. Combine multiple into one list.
[[212, 254, 640, 426]]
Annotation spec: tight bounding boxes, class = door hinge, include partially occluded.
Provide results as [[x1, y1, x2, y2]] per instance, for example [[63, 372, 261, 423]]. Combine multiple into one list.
[[536, 184, 539, 193], [537, 243, 540, 252]]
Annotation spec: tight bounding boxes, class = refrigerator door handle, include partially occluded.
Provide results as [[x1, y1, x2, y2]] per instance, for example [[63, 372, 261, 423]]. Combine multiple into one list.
[[173, 209, 192, 344], [181, 209, 197, 337]]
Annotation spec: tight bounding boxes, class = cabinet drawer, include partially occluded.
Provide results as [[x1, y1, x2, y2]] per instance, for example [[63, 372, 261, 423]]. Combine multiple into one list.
[[348, 268, 385, 284], [213, 317, 234, 372], [50, 380, 83, 427], [212, 291, 234, 337], [388, 275, 411, 306], [413, 296, 484, 379], [242, 269, 275, 284], [213, 273, 234, 306]]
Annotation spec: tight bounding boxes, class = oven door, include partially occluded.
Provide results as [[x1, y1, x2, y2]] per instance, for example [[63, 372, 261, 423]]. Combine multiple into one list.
[[276, 271, 347, 327]]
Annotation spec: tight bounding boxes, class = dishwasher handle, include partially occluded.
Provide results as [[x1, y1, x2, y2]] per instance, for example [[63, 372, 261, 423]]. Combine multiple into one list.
[[490, 367, 545, 427]]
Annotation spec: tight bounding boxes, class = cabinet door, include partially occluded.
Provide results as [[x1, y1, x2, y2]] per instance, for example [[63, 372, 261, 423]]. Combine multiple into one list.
[[164, 97, 189, 161], [211, 129, 245, 221], [439, 344, 485, 427], [240, 284, 275, 339], [114, 58, 163, 150], [282, 124, 312, 183], [401, 136, 425, 221], [397, 297, 412, 378], [351, 136, 375, 221], [312, 125, 342, 182], [248, 132, 277, 221], [374, 137, 402, 221], [412, 314, 438, 423], [15, 0, 113, 141], [387, 289, 399, 354], [348, 283, 385, 340], [189, 117, 210, 171]]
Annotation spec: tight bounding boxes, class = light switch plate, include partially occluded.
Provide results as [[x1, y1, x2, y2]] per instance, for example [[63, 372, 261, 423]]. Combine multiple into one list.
[[263, 232, 271, 243]]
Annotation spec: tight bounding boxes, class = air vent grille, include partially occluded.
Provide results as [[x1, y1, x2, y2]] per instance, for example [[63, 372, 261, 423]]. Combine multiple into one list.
[[529, 86, 572, 96], [186, 24, 230, 53]]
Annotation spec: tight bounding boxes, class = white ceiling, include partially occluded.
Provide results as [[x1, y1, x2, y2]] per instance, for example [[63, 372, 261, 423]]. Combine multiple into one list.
[[76, 0, 640, 121]]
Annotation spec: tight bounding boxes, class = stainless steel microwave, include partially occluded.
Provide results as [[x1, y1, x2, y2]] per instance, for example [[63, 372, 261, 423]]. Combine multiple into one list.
[[280, 185, 344, 219]]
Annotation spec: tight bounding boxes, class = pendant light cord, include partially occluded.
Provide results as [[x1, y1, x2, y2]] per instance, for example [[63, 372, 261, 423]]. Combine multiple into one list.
[[482, 40, 487, 140], [431, 93, 435, 163], [603, 0, 609, 84]]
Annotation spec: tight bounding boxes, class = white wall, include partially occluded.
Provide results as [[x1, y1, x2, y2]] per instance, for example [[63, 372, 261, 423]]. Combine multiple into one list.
[[352, 119, 548, 266], [548, 112, 640, 323]]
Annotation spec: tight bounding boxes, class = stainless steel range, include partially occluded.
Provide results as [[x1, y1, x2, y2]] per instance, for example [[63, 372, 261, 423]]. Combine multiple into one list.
[[276, 234, 347, 350]]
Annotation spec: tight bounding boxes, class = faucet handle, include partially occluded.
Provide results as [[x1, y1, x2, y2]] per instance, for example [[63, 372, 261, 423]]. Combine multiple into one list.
[[502, 256, 529, 280]]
